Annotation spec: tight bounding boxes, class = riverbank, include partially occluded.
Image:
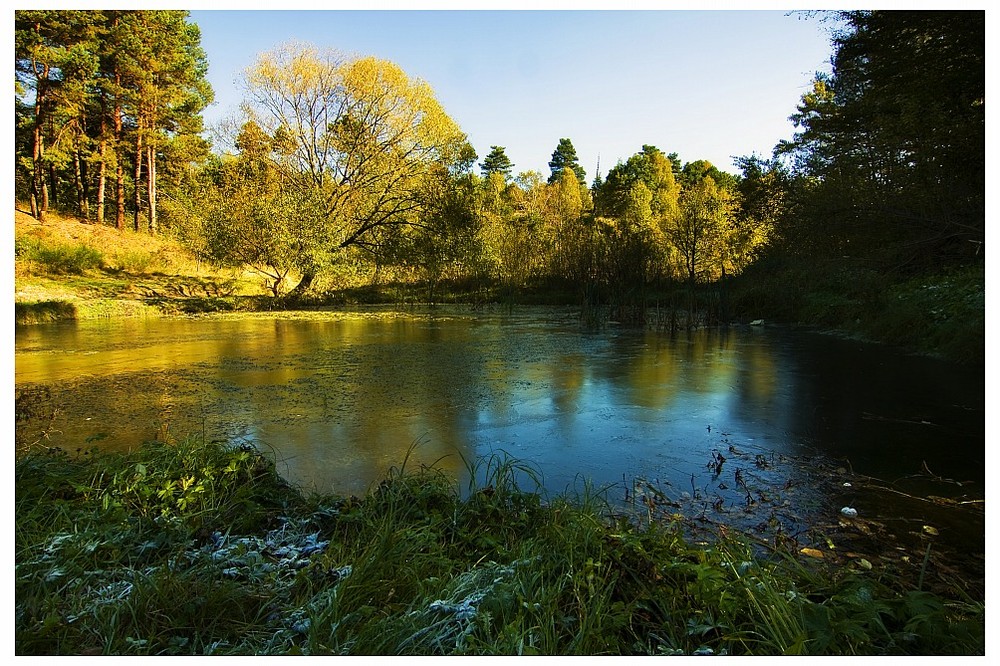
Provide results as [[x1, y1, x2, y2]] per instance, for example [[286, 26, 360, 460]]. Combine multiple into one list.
[[726, 257, 985, 366], [14, 438, 984, 656], [14, 208, 984, 366], [13, 208, 271, 324]]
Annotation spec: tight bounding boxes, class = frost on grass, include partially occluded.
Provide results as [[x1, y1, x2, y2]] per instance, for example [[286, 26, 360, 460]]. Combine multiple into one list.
[[197, 517, 331, 582], [17, 515, 346, 651], [398, 558, 534, 653]]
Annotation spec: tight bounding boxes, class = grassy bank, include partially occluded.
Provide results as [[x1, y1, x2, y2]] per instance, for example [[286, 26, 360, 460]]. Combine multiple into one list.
[[15, 438, 984, 656], [727, 259, 985, 365], [13, 208, 268, 323]]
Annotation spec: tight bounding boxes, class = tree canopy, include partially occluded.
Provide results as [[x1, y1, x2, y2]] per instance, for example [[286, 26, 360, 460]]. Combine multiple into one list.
[[595, 145, 680, 221], [238, 42, 471, 293], [15, 10, 212, 229], [776, 10, 984, 268]]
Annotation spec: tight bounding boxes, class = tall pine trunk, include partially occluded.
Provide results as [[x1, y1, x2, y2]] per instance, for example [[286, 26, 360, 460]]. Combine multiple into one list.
[[96, 135, 107, 225], [30, 64, 48, 222], [133, 123, 143, 232], [114, 102, 125, 230], [32, 116, 47, 222], [146, 142, 157, 233]]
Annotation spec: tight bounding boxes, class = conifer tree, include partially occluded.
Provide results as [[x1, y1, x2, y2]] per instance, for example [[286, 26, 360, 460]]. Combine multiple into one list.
[[547, 137, 586, 185], [14, 10, 212, 231], [479, 145, 514, 180]]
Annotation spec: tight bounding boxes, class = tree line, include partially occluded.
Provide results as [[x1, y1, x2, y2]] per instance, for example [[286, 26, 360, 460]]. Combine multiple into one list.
[[183, 41, 773, 307], [15, 10, 212, 231], [15, 10, 984, 315], [769, 10, 984, 275]]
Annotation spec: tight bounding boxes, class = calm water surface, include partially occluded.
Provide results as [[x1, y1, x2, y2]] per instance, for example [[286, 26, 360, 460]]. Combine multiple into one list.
[[15, 307, 984, 508]]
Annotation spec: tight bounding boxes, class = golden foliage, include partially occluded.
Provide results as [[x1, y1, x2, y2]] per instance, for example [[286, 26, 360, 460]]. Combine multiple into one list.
[[240, 42, 468, 258]]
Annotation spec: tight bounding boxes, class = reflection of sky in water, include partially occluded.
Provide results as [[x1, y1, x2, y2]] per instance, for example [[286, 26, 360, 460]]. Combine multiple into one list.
[[467, 327, 798, 495], [15, 308, 983, 502]]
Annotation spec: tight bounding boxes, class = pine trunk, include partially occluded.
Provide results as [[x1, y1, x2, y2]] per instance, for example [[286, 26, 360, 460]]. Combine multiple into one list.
[[133, 126, 143, 232], [96, 136, 107, 225], [146, 143, 157, 233], [32, 120, 46, 222], [114, 101, 125, 230], [31, 69, 47, 222]]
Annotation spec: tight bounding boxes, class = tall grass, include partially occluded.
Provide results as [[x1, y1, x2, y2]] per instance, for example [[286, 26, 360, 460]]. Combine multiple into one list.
[[14, 439, 984, 656]]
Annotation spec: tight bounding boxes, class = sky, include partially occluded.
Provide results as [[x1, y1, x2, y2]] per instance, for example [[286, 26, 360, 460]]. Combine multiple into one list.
[[189, 6, 838, 179]]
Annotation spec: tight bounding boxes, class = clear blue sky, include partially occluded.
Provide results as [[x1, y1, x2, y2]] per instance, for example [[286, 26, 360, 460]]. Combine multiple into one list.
[[190, 8, 836, 179]]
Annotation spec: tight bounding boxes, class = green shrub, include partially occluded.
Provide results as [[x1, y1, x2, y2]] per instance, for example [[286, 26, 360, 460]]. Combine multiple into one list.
[[15, 300, 77, 325]]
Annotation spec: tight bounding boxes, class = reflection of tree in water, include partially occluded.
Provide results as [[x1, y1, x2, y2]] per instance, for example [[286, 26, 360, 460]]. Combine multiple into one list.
[[753, 331, 984, 486], [201, 316, 484, 495], [15, 312, 982, 520]]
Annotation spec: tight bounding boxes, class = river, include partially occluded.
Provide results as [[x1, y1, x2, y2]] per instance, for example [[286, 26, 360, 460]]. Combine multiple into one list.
[[15, 306, 984, 546]]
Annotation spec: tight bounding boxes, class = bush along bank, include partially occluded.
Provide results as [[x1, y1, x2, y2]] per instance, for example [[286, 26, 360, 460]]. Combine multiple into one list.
[[15, 438, 984, 656]]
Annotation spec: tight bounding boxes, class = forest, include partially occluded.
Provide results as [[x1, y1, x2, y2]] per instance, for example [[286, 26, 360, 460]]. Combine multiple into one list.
[[14, 10, 985, 360]]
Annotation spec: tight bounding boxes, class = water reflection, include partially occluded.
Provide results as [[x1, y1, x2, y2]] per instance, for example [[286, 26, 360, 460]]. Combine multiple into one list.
[[15, 308, 983, 504]]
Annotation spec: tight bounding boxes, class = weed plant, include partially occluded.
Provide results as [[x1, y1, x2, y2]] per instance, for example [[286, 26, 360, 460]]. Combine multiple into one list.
[[14, 439, 984, 656]]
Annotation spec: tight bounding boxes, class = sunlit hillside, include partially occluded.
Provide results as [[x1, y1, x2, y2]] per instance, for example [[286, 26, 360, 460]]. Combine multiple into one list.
[[14, 207, 268, 322]]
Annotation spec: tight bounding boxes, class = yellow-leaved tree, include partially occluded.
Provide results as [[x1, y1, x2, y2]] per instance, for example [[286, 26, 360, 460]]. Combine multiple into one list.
[[667, 175, 738, 285], [239, 42, 470, 295]]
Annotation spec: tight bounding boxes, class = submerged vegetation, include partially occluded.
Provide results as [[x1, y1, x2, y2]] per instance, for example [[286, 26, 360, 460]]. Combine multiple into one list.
[[15, 439, 984, 656]]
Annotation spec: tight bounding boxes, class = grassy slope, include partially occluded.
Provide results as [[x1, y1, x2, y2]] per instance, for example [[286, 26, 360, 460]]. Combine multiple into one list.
[[14, 208, 268, 323]]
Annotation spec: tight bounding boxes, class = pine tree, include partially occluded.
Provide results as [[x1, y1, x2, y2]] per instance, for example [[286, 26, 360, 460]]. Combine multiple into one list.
[[15, 10, 103, 220], [479, 145, 514, 180], [547, 137, 585, 185], [15, 10, 212, 231]]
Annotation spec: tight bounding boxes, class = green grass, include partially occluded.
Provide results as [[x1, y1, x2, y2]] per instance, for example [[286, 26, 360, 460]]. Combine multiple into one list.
[[868, 264, 984, 363], [15, 235, 105, 275], [14, 208, 271, 325], [14, 439, 984, 656]]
